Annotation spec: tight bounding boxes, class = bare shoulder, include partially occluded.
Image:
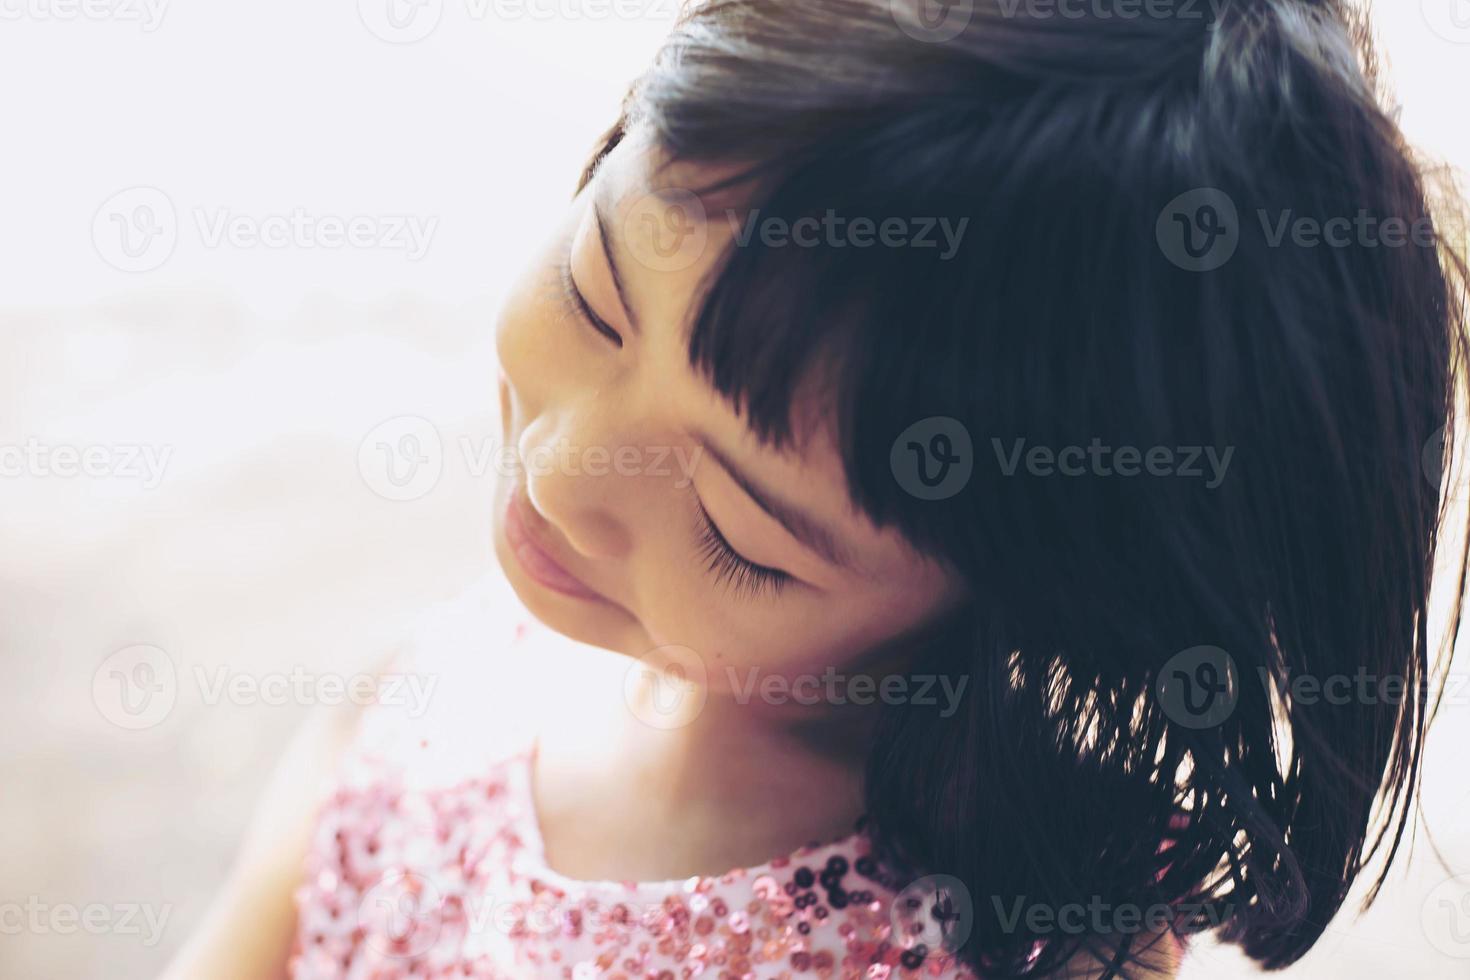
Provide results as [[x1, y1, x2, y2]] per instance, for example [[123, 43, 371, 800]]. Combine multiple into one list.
[[160, 578, 556, 980], [159, 698, 370, 980]]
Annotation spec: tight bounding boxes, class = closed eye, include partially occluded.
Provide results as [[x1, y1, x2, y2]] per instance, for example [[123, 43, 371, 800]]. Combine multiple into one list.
[[560, 255, 623, 348], [694, 499, 793, 600]]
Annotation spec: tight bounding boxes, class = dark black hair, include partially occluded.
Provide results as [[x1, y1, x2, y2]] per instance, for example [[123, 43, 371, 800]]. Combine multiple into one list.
[[584, 0, 1468, 975]]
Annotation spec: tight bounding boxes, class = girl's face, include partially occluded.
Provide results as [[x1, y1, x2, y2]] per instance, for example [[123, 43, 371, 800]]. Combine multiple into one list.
[[492, 134, 964, 690]]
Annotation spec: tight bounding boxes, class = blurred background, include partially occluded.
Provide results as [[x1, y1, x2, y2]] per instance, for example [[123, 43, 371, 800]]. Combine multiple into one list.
[[1, 2, 1468, 977]]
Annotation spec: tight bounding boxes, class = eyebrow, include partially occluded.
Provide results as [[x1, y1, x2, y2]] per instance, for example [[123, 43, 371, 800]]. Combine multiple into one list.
[[697, 437, 858, 574], [591, 187, 640, 334]]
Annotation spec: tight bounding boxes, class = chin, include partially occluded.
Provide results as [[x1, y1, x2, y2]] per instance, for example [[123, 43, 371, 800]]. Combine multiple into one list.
[[491, 523, 647, 659]]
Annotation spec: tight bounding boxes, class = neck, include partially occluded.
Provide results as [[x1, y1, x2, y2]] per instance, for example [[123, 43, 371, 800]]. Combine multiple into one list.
[[530, 648, 884, 881]]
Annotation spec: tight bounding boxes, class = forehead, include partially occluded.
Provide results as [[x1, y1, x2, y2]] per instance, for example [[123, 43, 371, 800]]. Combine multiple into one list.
[[588, 138, 870, 510], [595, 137, 837, 448], [595, 132, 753, 237]]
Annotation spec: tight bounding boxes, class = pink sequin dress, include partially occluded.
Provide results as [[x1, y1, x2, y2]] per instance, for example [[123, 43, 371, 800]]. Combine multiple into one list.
[[289, 584, 977, 980]]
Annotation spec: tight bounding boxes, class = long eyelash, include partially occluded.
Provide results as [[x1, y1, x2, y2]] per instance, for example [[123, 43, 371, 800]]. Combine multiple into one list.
[[694, 502, 791, 600], [559, 254, 623, 347]]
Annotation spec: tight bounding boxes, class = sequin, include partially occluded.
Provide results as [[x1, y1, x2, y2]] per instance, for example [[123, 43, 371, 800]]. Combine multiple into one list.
[[289, 747, 975, 979]]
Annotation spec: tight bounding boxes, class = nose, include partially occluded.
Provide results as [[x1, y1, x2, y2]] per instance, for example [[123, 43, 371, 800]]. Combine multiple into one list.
[[516, 402, 635, 561]]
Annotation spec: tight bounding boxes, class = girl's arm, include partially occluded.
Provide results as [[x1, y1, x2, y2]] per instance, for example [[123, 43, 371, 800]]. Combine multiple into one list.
[[159, 700, 365, 980]]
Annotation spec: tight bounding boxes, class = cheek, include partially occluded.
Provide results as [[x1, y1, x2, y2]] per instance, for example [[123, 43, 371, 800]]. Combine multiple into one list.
[[494, 260, 561, 413], [495, 197, 604, 409], [631, 563, 960, 686], [495, 229, 621, 436]]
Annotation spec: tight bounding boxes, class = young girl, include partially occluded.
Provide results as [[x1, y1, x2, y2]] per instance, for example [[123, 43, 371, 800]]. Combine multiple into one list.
[[166, 0, 1467, 977]]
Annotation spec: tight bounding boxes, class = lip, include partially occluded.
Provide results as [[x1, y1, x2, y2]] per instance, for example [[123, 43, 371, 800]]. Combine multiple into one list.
[[503, 490, 605, 601]]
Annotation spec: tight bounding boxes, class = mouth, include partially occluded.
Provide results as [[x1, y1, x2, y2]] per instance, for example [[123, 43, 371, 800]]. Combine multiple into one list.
[[503, 488, 606, 602]]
